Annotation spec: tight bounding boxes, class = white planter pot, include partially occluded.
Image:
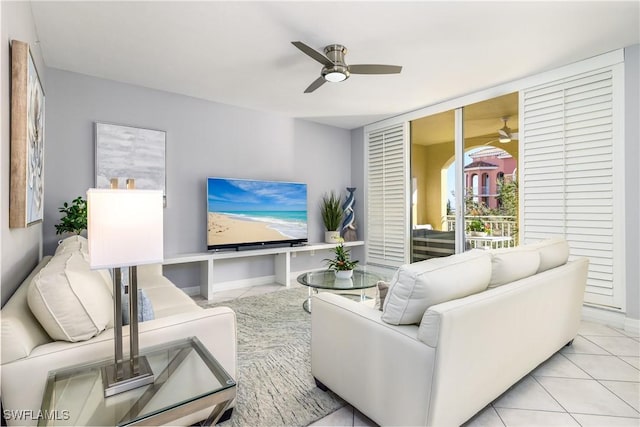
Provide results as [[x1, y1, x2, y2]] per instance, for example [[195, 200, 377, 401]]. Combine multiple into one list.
[[334, 270, 353, 280], [325, 231, 341, 244]]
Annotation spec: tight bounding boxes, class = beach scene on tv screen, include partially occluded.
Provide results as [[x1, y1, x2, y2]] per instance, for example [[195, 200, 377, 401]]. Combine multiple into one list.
[[208, 178, 308, 246]]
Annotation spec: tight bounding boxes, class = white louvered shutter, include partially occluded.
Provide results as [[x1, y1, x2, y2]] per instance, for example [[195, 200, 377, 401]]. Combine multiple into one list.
[[521, 66, 623, 309], [366, 123, 409, 267]]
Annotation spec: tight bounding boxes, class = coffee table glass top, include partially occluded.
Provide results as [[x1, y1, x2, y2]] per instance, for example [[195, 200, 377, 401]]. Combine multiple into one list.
[[39, 337, 235, 426], [297, 269, 385, 290]]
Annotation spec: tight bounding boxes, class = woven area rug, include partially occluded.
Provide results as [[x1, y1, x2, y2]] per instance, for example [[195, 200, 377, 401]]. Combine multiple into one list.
[[197, 287, 345, 427]]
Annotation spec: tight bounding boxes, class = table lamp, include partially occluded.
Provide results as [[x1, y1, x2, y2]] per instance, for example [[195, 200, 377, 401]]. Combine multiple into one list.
[[87, 186, 164, 397]]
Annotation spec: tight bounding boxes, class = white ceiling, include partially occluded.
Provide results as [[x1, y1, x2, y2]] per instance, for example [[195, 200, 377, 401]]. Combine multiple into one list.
[[30, 1, 639, 130]]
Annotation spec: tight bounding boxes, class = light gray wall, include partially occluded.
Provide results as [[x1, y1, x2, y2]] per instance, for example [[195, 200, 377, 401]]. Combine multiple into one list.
[[624, 44, 639, 321], [43, 69, 352, 287], [1, 1, 46, 306]]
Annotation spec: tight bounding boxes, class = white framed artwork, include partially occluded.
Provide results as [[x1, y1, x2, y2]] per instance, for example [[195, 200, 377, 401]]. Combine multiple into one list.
[[95, 122, 166, 205]]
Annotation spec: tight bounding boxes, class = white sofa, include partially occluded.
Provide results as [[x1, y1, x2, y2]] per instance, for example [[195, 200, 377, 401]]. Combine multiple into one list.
[[311, 238, 588, 427], [1, 238, 237, 426]]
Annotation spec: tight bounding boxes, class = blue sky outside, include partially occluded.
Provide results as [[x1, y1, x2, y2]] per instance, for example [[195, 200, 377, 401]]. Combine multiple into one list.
[[208, 178, 307, 212]]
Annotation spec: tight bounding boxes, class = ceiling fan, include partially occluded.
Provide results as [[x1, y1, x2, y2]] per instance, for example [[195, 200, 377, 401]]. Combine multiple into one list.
[[497, 117, 518, 143], [482, 117, 519, 145], [291, 41, 402, 93]]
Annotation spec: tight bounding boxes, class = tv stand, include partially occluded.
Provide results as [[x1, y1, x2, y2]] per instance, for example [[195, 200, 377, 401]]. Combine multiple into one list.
[[163, 241, 364, 300]]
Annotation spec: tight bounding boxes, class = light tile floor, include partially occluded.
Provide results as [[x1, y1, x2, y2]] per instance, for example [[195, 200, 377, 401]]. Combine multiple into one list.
[[203, 284, 640, 427]]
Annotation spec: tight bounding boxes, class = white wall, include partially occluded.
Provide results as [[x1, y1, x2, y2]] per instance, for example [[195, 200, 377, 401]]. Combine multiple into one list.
[[624, 44, 639, 320], [43, 69, 353, 288], [1, 1, 46, 306]]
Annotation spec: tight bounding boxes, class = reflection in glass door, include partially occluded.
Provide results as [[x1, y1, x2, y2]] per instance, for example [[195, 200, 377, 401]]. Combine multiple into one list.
[[409, 110, 456, 262], [409, 92, 519, 262], [462, 93, 519, 251]]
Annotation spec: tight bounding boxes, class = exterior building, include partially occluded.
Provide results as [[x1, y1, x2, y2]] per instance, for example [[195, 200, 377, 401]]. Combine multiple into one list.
[[464, 147, 516, 208]]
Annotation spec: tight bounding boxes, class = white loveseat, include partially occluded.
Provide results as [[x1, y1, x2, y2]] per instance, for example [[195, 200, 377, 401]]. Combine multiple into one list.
[[1, 237, 237, 426], [311, 238, 588, 426]]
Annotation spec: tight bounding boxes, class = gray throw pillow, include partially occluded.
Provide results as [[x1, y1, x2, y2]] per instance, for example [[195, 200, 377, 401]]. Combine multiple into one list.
[[122, 288, 155, 325]]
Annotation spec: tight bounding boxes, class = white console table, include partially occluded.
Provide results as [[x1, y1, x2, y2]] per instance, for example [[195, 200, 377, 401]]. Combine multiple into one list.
[[163, 241, 364, 300]]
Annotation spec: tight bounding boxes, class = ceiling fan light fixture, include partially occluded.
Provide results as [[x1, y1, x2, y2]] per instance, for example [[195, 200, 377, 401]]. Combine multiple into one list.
[[499, 135, 511, 143], [322, 65, 350, 83], [324, 71, 347, 82]]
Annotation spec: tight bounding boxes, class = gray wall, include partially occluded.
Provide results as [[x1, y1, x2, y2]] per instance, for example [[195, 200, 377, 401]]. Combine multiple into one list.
[[43, 69, 352, 287], [624, 44, 639, 321], [1, 1, 46, 306]]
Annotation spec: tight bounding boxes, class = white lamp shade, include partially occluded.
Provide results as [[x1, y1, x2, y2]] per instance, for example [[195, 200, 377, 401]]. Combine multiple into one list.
[[87, 189, 164, 269]]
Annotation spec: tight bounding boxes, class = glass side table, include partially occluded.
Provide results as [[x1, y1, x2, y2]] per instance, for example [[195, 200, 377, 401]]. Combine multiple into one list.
[[297, 269, 385, 313], [39, 337, 235, 426]]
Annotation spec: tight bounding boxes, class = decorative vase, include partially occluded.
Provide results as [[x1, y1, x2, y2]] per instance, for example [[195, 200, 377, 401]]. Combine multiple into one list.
[[341, 187, 357, 241], [325, 230, 341, 243], [334, 270, 353, 280]]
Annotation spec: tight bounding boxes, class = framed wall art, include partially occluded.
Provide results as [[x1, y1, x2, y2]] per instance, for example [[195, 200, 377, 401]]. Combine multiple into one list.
[[9, 40, 46, 228], [95, 122, 167, 205]]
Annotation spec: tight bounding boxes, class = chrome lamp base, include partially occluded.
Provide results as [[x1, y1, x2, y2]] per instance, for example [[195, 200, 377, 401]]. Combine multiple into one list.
[[102, 355, 154, 397]]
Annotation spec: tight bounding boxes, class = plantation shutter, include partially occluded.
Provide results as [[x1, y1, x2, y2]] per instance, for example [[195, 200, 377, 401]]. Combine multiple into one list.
[[521, 66, 623, 309], [366, 123, 409, 267]]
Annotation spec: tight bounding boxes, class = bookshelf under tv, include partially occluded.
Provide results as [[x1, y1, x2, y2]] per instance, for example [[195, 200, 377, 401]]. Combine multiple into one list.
[[163, 241, 365, 300]]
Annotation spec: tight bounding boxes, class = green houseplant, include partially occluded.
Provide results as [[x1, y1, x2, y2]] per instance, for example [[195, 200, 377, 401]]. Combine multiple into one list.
[[321, 191, 343, 243], [55, 196, 87, 235], [324, 243, 359, 279], [468, 219, 487, 237]]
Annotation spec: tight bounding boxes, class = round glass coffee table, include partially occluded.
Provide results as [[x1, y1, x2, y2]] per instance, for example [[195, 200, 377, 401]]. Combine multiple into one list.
[[296, 269, 385, 313]]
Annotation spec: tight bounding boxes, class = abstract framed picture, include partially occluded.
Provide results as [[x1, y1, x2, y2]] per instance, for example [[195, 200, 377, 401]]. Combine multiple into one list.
[[95, 122, 166, 205], [9, 40, 45, 228]]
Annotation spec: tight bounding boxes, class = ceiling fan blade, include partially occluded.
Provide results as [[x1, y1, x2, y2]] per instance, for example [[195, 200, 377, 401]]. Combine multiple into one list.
[[511, 132, 519, 140], [304, 76, 326, 93], [349, 64, 402, 74], [291, 41, 333, 67], [498, 129, 510, 138]]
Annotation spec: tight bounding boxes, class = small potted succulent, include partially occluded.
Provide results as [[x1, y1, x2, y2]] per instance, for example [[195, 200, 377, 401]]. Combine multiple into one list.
[[55, 196, 87, 236], [468, 219, 488, 237], [324, 243, 359, 279], [321, 191, 343, 243]]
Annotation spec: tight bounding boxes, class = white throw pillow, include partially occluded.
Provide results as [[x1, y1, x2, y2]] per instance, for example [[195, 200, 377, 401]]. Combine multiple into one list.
[[381, 250, 491, 325], [28, 251, 114, 342], [531, 237, 570, 273], [488, 246, 540, 288], [55, 235, 88, 255]]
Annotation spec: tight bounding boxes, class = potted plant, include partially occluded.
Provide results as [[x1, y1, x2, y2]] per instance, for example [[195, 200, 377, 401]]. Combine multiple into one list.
[[324, 243, 359, 279], [55, 196, 87, 236], [467, 219, 487, 237], [321, 191, 343, 243]]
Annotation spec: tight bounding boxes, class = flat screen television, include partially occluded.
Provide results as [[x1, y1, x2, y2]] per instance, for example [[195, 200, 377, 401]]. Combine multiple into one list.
[[207, 177, 308, 250]]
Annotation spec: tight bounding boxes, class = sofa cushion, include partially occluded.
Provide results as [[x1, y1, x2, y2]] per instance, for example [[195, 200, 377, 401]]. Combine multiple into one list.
[[488, 247, 540, 288], [531, 237, 570, 273], [27, 251, 114, 342], [381, 250, 491, 325]]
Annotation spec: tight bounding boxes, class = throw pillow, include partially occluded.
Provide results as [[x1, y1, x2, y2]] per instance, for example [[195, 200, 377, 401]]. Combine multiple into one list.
[[373, 281, 389, 311], [122, 288, 155, 325], [27, 251, 114, 342], [488, 247, 540, 288], [381, 250, 491, 325], [531, 237, 570, 273], [55, 235, 88, 256]]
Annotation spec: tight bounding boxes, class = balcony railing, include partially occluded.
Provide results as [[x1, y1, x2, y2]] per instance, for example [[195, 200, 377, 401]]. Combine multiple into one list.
[[445, 215, 518, 246]]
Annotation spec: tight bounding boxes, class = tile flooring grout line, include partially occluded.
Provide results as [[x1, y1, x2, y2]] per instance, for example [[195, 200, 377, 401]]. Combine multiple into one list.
[[595, 378, 640, 416], [530, 374, 572, 416], [578, 334, 615, 356], [562, 353, 604, 380], [489, 404, 508, 427]]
